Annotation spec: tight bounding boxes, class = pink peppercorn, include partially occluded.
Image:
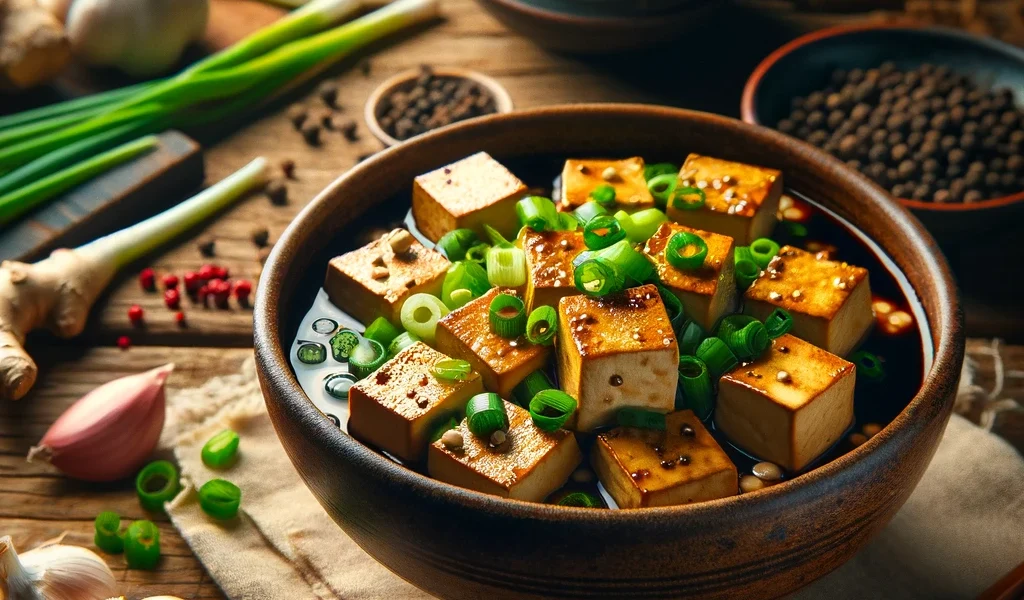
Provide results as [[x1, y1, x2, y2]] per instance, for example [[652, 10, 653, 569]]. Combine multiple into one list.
[[234, 280, 253, 302], [198, 264, 218, 281], [139, 268, 155, 291], [184, 271, 202, 294], [175, 311, 186, 326], [198, 285, 211, 307], [209, 279, 232, 309], [117, 335, 131, 350], [163, 274, 179, 290], [214, 266, 229, 280], [164, 288, 181, 309], [128, 305, 144, 324]]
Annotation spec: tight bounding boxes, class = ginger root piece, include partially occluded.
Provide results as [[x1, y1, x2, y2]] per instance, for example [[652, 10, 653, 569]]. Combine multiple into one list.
[[0, 0, 71, 90]]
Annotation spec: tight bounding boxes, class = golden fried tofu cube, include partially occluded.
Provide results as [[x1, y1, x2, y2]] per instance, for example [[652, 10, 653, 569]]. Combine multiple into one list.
[[592, 410, 737, 508], [411, 152, 526, 242], [324, 229, 449, 326], [557, 284, 679, 433], [642, 222, 737, 331], [560, 157, 655, 212], [348, 343, 484, 463], [435, 287, 551, 398], [666, 154, 783, 245], [716, 334, 855, 471], [427, 400, 582, 501], [519, 228, 585, 312], [744, 246, 872, 357]]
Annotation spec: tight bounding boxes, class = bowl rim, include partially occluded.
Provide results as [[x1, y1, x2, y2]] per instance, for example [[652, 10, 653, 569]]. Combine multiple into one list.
[[364, 67, 515, 148], [481, 0, 715, 25], [740, 20, 1024, 213], [255, 103, 963, 523]]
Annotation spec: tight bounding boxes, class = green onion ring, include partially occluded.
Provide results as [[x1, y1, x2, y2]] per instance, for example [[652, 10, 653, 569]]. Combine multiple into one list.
[[557, 211, 581, 231], [764, 308, 794, 339], [436, 228, 479, 261], [201, 429, 240, 470], [513, 370, 554, 406], [363, 317, 403, 348], [678, 356, 715, 421], [583, 214, 626, 250], [672, 186, 706, 210], [655, 284, 686, 333], [647, 173, 678, 205], [400, 293, 450, 344], [465, 243, 490, 266], [525, 305, 558, 345], [465, 392, 508, 438], [442, 261, 491, 310], [387, 331, 420, 359], [124, 520, 160, 570], [94, 511, 124, 554], [717, 315, 770, 362], [678, 320, 706, 356], [516, 195, 560, 231], [489, 293, 527, 338], [851, 350, 886, 382], [558, 491, 603, 508], [573, 201, 608, 225], [432, 358, 473, 382], [734, 246, 761, 290], [574, 257, 624, 297], [666, 232, 708, 270], [528, 389, 577, 432], [350, 338, 387, 379], [486, 245, 528, 287], [749, 237, 781, 269], [590, 183, 616, 206], [198, 479, 242, 521], [329, 329, 361, 362], [595, 239, 655, 284], [135, 460, 180, 513], [624, 208, 668, 243], [694, 337, 739, 379], [644, 162, 679, 182]]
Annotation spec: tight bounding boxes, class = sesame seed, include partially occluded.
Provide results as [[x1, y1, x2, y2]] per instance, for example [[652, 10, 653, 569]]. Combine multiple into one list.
[[769, 291, 782, 301], [601, 166, 618, 181], [776, 370, 792, 383]]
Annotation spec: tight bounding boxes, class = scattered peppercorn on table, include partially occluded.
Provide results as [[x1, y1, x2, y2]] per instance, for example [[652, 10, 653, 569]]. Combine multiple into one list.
[[2, 1, 1023, 597]]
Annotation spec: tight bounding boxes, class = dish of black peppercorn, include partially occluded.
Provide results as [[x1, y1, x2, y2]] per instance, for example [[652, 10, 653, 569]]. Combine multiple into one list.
[[377, 66, 498, 142], [775, 61, 1023, 204]]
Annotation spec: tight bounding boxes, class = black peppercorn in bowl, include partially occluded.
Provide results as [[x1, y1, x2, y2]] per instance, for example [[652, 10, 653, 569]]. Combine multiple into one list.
[[741, 22, 1024, 241]]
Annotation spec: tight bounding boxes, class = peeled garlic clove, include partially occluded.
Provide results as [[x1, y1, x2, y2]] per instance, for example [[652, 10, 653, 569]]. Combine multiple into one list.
[[27, 364, 173, 482], [1, 536, 117, 600]]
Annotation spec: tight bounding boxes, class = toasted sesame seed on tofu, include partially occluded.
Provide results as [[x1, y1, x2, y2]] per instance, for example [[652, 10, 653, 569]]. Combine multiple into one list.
[[744, 245, 873, 357], [560, 157, 655, 212], [435, 288, 551, 398], [348, 342, 483, 463], [519, 228, 585, 312], [716, 334, 856, 472], [642, 222, 737, 331], [411, 151, 527, 243], [324, 228, 449, 326], [666, 154, 783, 245], [427, 400, 582, 501], [556, 284, 679, 433], [592, 410, 738, 508]]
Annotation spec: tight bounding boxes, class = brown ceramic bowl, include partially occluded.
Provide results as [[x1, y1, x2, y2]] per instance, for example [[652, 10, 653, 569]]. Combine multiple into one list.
[[255, 105, 964, 599]]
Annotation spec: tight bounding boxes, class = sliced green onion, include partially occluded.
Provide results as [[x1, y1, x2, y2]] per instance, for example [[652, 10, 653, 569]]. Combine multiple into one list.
[[489, 293, 526, 338], [616, 407, 666, 430], [135, 460, 180, 513], [513, 370, 554, 406], [750, 238, 781, 269], [666, 232, 708, 270], [558, 491, 602, 508], [573, 201, 608, 224], [734, 246, 760, 290], [442, 261, 491, 309], [678, 320, 706, 356], [583, 215, 626, 250], [695, 337, 739, 379], [465, 392, 508, 437], [202, 429, 240, 469], [516, 195, 560, 231], [647, 173, 678, 205], [388, 331, 421, 358], [644, 162, 678, 182], [324, 372, 357, 399], [124, 520, 160, 570], [350, 338, 388, 379], [94, 511, 124, 553], [486, 246, 527, 287], [678, 356, 714, 421], [571, 249, 594, 270], [590, 183, 616, 206], [622, 208, 668, 243], [781, 220, 808, 240], [574, 257, 624, 297], [429, 415, 460, 442], [296, 341, 327, 364], [764, 308, 794, 339], [596, 239, 655, 283], [656, 285, 686, 332], [528, 389, 577, 431], [717, 315, 770, 361], [329, 329, 361, 362], [432, 358, 473, 382], [614, 210, 639, 242], [400, 293, 450, 344], [465, 243, 490, 266], [364, 317, 403, 348], [436, 228, 479, 261], [198, 479, 241, 521], [851, 350, 886, 382], [671, 186, 706, 211], [557, 211, 580, 231], [484, 224, 514, 248], [525, 306, 558, 345]]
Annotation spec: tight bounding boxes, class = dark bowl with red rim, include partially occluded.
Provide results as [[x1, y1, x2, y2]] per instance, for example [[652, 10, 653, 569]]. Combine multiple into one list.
[[254, 104, 964, 599], [741, 22, 1024, 241]]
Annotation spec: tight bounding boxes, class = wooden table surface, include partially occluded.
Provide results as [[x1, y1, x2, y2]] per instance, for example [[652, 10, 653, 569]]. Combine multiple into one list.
[[2, 2, 1022, 599]]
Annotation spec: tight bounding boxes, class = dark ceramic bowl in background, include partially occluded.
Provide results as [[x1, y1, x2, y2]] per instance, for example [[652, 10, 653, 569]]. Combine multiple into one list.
[[741, 22, 1024, 241], [255, 105, 964, 599]]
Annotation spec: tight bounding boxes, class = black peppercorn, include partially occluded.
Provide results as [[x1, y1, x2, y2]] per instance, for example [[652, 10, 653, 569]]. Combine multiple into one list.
[[808, 130, 828, 146], [933, 189, 952, 203], [891, 144, 910, 163], [891, 183, 906, 197], [947, 148, 966, 165], [868, 144, 889, 162], [898, 160, 918, 180], [963, 190, 984, 203], [827, 110, 846, 129], [922, 158, 941, 174], [911, 184, 931, 200], [839, 135, 859, 158], [806, 111, 825, 128]]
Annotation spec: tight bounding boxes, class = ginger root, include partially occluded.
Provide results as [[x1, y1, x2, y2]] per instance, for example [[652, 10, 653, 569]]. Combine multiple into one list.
[[0, 0, 71, 90]]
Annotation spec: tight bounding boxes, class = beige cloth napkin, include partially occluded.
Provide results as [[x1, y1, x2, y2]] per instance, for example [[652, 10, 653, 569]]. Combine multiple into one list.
[[160, 356, 1024, 600]]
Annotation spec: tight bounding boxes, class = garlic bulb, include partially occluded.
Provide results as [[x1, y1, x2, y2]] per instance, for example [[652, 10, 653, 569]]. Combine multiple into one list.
[[27, 364, 173, 482], [65, 0, 209, 77], [0, 536, 117, 600]]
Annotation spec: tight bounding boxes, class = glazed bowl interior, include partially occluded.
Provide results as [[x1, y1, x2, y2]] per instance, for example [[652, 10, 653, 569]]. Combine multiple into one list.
[[255, 105, 964, 599]]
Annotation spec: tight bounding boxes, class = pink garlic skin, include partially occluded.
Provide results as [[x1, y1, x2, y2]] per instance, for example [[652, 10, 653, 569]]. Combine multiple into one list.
[[30, 364, 173, 482]]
